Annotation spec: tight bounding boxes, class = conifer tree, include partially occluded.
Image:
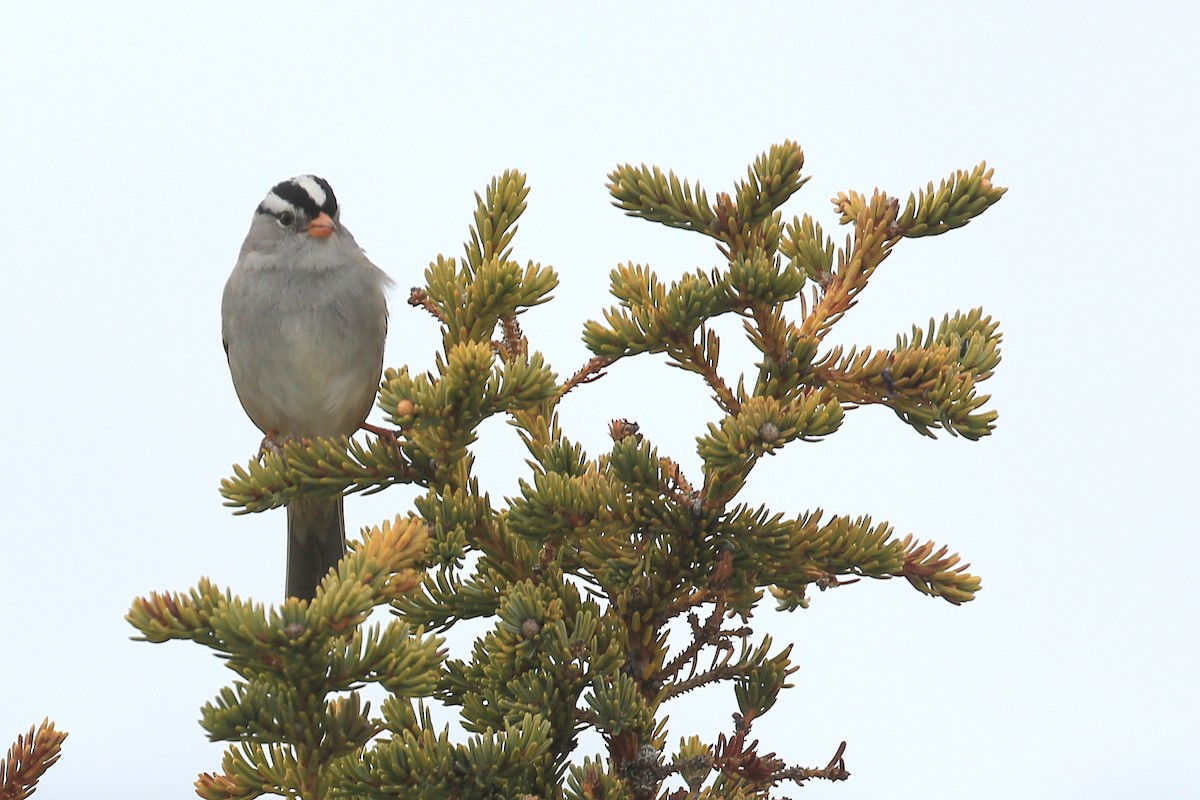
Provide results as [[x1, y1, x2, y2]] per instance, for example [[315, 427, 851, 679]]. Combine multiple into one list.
[[128, 140, 1005, 799]]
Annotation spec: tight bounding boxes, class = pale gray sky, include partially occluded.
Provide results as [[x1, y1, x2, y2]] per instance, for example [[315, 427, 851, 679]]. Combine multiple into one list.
[[2, 3, 1196, 798]]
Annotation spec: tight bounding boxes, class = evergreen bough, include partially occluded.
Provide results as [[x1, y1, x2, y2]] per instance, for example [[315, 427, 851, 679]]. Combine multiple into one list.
[[127, 140, 1005, 799]]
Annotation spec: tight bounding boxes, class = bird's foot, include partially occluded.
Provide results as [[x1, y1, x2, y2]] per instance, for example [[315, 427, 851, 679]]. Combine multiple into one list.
[[258, 431, 302, 461], [360, 421, 401, 448]]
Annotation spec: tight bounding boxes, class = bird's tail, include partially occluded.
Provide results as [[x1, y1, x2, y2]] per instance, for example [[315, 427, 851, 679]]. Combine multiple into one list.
[[286, 495, 346, 600]]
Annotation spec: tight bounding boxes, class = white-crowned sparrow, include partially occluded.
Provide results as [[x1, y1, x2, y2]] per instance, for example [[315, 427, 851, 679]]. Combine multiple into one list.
[[222, 175, 392, 600]]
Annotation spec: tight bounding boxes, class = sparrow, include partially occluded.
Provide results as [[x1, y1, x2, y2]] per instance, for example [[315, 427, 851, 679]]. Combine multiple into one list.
[[222, 175, 391, 599]]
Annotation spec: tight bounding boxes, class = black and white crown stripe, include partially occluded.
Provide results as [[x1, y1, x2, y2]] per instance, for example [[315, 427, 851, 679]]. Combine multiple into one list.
[[257, 175, 339, 222]]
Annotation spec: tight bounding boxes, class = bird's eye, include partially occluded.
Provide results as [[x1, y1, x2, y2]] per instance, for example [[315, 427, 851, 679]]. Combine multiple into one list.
[[277, 210, 296, 227]]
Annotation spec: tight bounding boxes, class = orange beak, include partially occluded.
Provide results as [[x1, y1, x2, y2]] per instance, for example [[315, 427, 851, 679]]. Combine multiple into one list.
[[307, 212, 335, 239]]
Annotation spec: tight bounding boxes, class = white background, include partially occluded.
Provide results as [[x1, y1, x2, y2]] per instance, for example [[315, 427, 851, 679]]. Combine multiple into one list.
[[2, 3, 1196, 798]]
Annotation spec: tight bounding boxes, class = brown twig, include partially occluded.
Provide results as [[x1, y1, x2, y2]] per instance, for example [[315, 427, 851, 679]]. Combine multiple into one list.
[[712, 732, 784, 785], [494, 313, 527, 358], [663, 600, 744, 681], [713, 733, 849, 789], [775, 740, 851, 784], [408, 287, 446, 323], [658, 455, 695, 505], [659, 603, 723, 684], [663, 645, 742, 700], [666, 338, 740, 415], [562, 356, 614, 396]]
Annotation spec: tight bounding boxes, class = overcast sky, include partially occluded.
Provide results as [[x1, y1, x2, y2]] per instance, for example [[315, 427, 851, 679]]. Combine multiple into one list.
[[3, 3, 1196, 798]]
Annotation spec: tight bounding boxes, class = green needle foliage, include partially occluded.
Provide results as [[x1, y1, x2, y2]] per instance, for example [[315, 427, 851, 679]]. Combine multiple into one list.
[[130, 141, 1005, 800]]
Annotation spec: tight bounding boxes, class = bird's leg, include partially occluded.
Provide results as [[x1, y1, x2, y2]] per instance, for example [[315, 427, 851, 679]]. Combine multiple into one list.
[[258, 430, 301, 461], [360, 421, 400, 448]]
